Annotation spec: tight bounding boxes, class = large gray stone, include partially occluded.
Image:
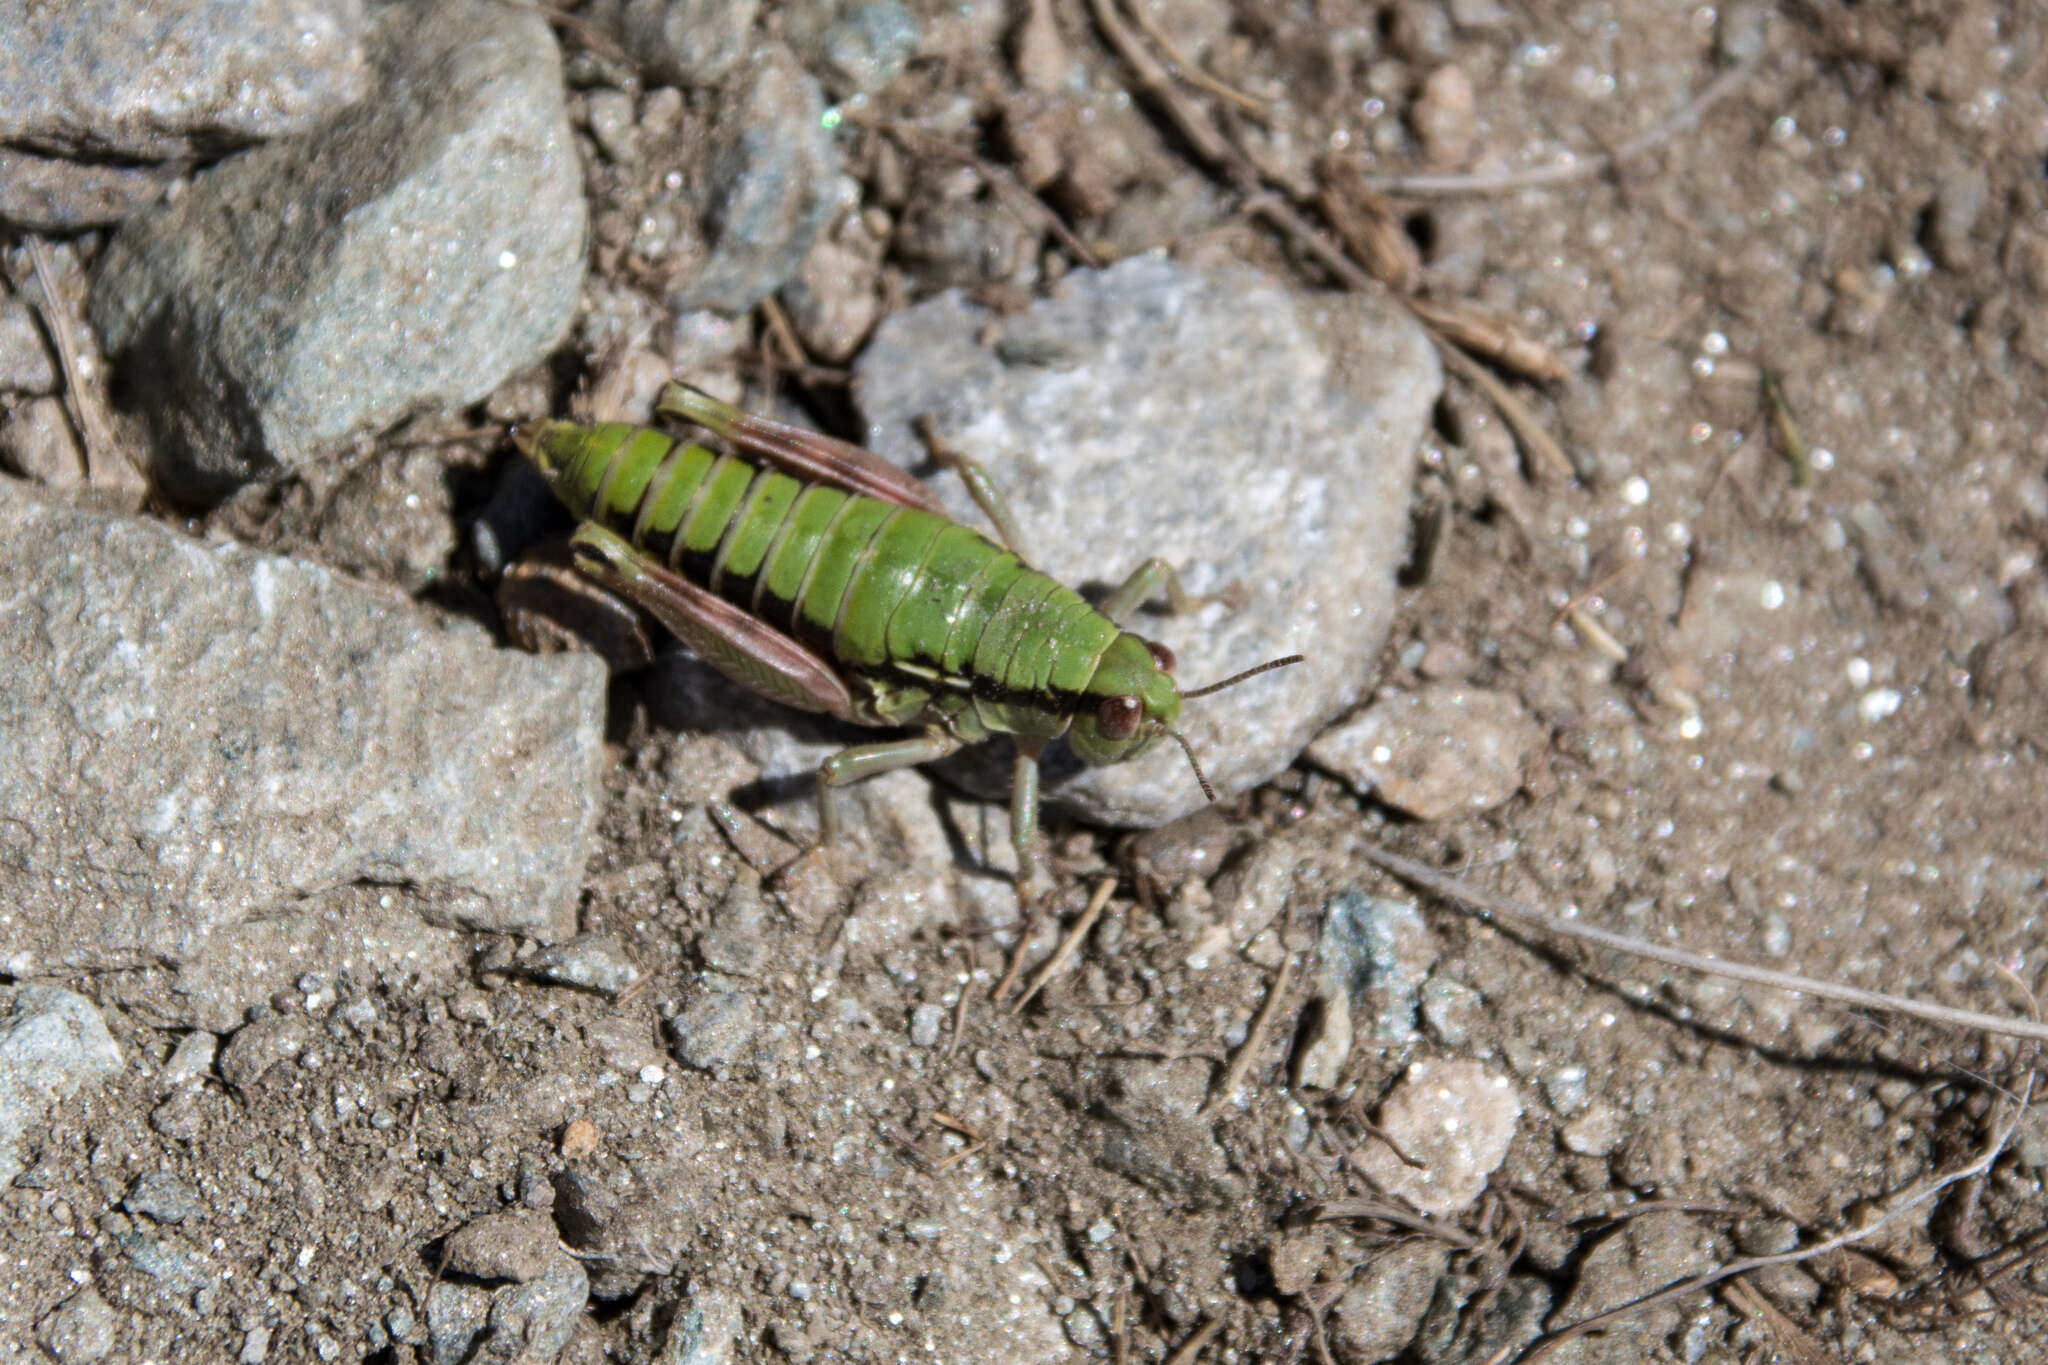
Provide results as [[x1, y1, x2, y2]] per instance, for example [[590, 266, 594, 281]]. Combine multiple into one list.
[[0, 0, 367, 161], [847, 257, 1436, 827], [0, 488, 605, 986], [89, 0, 584, 501]]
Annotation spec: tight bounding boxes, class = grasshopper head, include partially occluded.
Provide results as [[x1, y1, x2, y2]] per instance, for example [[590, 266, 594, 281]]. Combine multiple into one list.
[[1069, 638, 1306, 802], [1068, 633, 1183, 767]]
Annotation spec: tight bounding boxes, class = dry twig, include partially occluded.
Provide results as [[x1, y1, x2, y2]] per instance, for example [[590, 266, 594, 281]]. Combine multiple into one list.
[[1116, 0, 1268, 116], [1497, 1072, 2034, 1363], [1012, 876, 1117, 1010], [1202, 949, 1298, 1115], [1162, 1316, 1223, 1365], [24, 237, 113, 485], [1359, 840, 2048, 1044]]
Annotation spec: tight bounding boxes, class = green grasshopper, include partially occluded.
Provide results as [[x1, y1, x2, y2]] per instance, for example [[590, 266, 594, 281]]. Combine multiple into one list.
[[513, 383, 1299, 898]]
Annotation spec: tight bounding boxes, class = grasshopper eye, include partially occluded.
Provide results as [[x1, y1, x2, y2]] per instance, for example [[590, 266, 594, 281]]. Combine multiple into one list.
[[1143, 639, 1176, 673], [1097, 695, 1142, 740]]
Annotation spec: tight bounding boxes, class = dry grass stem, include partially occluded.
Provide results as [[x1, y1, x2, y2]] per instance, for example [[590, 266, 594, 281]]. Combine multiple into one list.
[[1087, 0, 1247, 181], [24, 237, 113, 486], [1116, 0, 1269, 116], [1012, 876, 1117, 1010], [1358, 841, 2048, 1044], [1563, 604, 1628, 662], [1202, 949, 1298, 1115], [1721, 1275, 1832, 1365], [1404, 296, 1570, 384], [1162, 1316, 1223, 1365], [1427, 331, 1577, 481]]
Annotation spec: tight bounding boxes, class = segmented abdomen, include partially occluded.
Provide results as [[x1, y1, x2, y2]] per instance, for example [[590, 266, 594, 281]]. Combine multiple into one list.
[[540, 421, 1121, 705]]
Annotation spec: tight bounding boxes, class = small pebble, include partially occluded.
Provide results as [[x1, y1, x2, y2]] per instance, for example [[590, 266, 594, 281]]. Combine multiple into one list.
[[908, 1003, 946, 1048], [441, 1210, 557, 1284], [1350, 1059, 1522, 1216], [521, 936, 641, 998], [1308, 685, 1545, 821], [560, 1117, 601, 1160]]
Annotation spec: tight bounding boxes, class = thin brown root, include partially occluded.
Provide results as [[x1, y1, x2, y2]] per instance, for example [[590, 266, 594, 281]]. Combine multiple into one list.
[[1116, 0, 1268, 116], [1202, 949, 1297, 1116], [1360, 52, 1765, 197], [1314, 1198, 1483, 1250], [1358, 840, 2048, 1044], [1508, 1071, 2034, 1363]]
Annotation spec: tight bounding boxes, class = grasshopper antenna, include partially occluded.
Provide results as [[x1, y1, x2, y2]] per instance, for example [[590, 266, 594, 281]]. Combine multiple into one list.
[[1170, 654, 1302, 801], [1165, 728, 1217, 803], [1183, 654, 1305, 700]]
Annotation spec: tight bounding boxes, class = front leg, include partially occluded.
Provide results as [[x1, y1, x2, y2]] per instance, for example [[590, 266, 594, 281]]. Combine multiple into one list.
[[815, 730, 962, 845], [1010, 741, 1050, 907]]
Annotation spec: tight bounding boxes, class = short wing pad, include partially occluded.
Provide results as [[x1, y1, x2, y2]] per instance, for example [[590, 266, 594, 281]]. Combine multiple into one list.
[[569, 523, 856, 719], [657, 383, 949, 517]]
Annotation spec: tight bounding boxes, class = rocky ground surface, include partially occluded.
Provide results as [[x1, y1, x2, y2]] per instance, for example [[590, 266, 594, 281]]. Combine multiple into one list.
[[3, 1, 2047, 1363]]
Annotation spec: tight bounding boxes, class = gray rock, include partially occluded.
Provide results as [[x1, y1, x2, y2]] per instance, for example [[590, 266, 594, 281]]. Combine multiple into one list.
[[1325, 892, 1439, 1043], [1301, 893, 1438, 1089], [312, 447, 456, 594], [0, 490, 605, 985], [0, 984, 122, 1187], [443, 1210, 559, 1284], [1548, 1213, 1721, 1362], [1349, 1059, 1520, 1217], [908, 1003, 947, 1048], [787, 0, 921, 96], [854, 257, 1436, 827], [553, 1162, 703, 1280], [667, 985, 761, 1075], [0, 147, 186, 232], [163, 896, 469, 1033], [668, 44, 843, 315], [781, 212, 888, 363], [89, 0, 584, 501], [217, 1014, 314, 1095], [483, 1252, 589, 1358], [520, 936, 643, 998], [36, 1287, 119, 1364], [113, 1225, 213, 1309], [124, 1171, 206, 1225], [0, 0, 367, 161], [1307, 684, 1545, 821], [0, 395, 83, 485], [615, 0, 761, 88], [160, 1032, 219, 1088], [0, 297, 57, 394], [425, 1280, 493, 1365], [1291, 975, 1353, 1091], [661, 1285, 744, 1364], [1329, 1244, 1448, 1364]]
